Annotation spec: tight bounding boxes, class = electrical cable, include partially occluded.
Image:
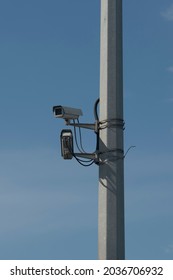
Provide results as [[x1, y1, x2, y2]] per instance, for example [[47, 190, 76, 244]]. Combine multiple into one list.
[[76, 119, 87, 153], [73, 98, 100, 160], [73, 119, 93, 158], [94, 98, 100, 121], [99, 145, 136, 164], [73, 154, 95, 167], [94, 98, 100, 154], [63, 98, 100, 167], [66, 139, 95, 166], [73, 119, 82, 153], [75, 98, 100, 155], [124, 145, 136, 158], [74, 98, 99, 166]]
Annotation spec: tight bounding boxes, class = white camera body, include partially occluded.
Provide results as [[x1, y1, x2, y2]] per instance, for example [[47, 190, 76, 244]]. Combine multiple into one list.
[[53, 105, 83, 120]]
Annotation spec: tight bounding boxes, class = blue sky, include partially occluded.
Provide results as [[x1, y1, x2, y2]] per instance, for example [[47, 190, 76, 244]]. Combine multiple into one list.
[[0, 0, 173, 260]]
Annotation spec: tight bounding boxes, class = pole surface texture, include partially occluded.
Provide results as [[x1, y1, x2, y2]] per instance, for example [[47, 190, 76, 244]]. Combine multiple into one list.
[[98, 0, 125, 260]]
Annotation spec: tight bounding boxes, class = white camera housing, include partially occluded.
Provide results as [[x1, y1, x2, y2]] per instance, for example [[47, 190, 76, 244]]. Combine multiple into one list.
[[53, 105, 83, 120]]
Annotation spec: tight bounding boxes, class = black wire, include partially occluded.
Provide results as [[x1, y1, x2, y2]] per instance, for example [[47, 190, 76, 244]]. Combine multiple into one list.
[[73, 154, 95, 167], [124, 145, 136, 158], [73, 119, 84, 153], [76, 119, 87, 153], [66, 140, 95, 166], [73, 154, 94, 163], [72, 147, 95, 166], [94, 98, 100, 153], [94, 98, 100, 121], [73, 119, 92, 157], [73, 120, 94, 163], [65, 98, 100, 167], [73, 99, 99, 166]]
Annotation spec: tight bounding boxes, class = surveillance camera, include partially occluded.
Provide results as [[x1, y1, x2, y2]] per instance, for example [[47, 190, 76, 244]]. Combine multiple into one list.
[[60, 129, 73, 159], [53, 105, 83, 120]]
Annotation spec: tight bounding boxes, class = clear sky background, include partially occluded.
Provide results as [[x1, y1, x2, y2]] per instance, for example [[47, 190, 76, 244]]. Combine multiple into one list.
[[0, 0, 173, 260]]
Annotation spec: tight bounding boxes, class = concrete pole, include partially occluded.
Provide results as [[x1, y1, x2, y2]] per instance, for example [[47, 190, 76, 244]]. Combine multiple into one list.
[[98, 0, 125, 260]]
